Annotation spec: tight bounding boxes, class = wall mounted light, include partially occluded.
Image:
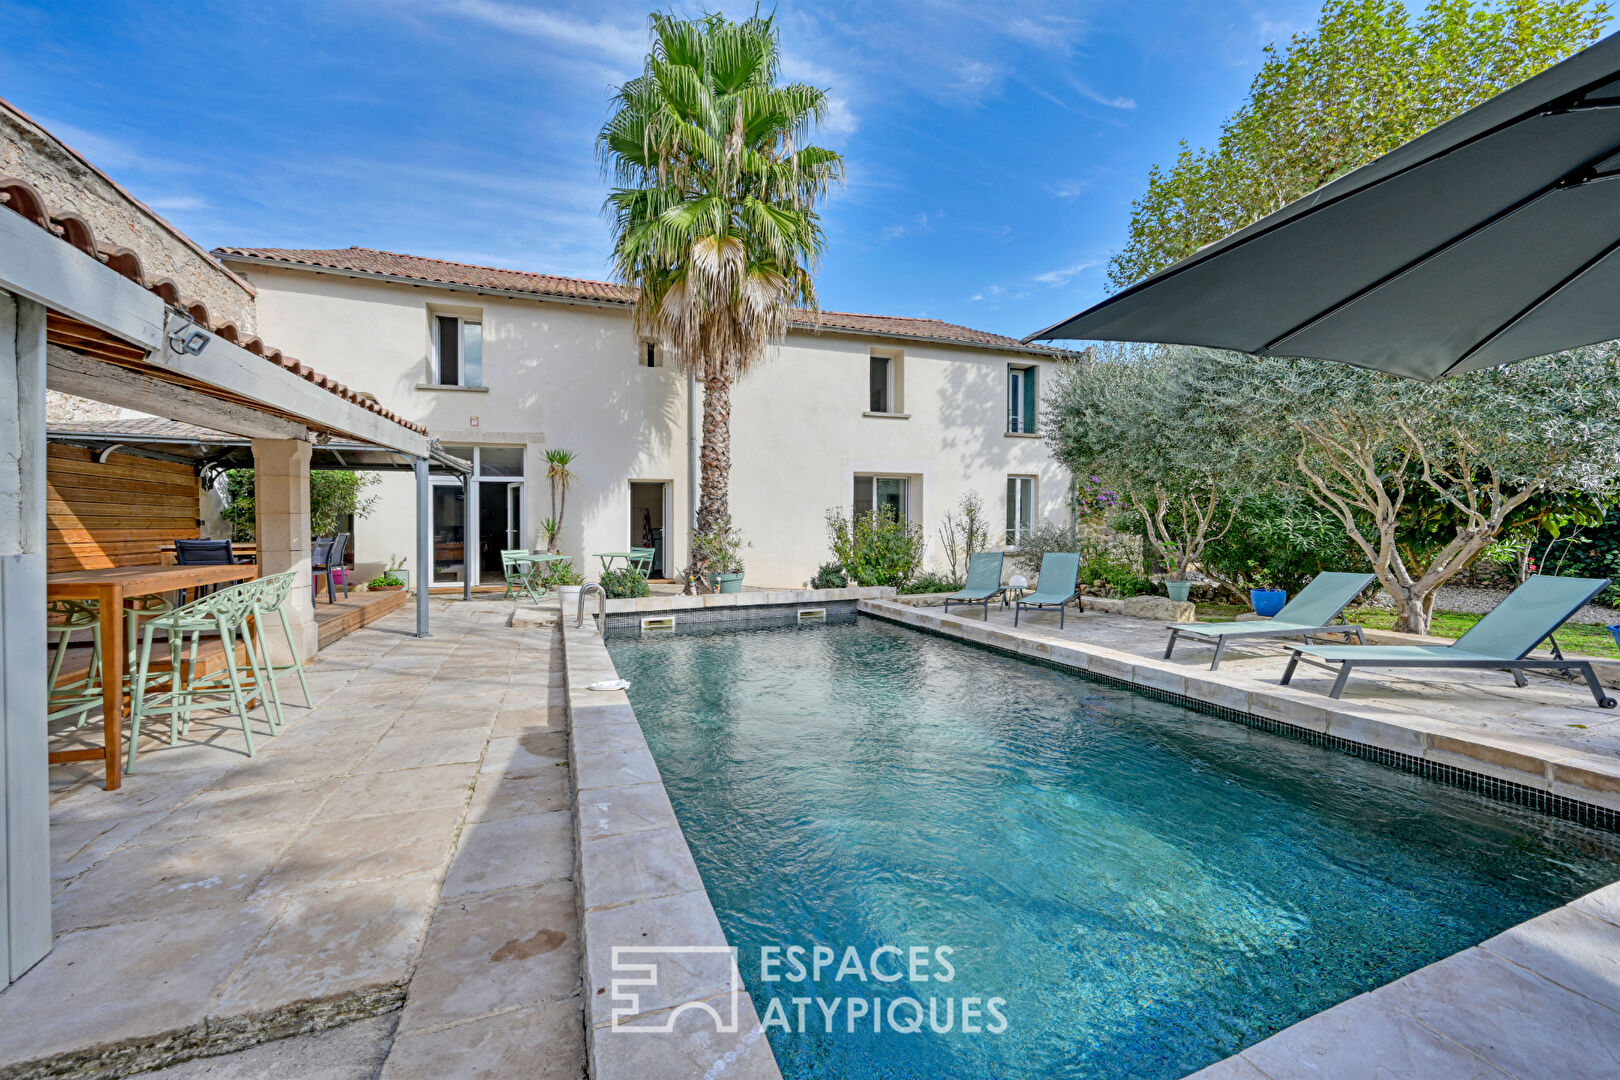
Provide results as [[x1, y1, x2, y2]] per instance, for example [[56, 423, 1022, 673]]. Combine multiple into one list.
[[166, 313, 210, 356]]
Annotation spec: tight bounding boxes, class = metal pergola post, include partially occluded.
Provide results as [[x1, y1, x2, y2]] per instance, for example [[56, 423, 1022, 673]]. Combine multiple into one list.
[[414, 456, 431, 638]]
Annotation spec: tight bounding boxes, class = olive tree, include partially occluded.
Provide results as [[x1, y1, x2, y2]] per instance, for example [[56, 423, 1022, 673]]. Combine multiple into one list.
[[1044, 344, 1257, 582], [1201, 347, 1620, 633]]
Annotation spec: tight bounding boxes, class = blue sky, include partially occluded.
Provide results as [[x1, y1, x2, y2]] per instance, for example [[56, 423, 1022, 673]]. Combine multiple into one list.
[[2, 0, 1324, 338]]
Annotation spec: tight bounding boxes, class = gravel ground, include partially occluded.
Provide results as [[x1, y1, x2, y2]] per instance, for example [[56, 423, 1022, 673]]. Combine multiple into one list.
[[1430, 585, 1620, 626]]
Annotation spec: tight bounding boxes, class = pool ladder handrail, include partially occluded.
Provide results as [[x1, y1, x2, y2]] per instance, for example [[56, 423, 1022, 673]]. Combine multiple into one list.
[[576, 582, 606, 632]]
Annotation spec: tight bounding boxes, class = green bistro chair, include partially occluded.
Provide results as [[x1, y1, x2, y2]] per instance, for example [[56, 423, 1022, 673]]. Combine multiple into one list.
[[943, 551, 1006, 621], [501, 549, 537, 601], [250, 570, 312, 711], [629, 547, 656, 576], [1014, 552, 1084, 629], [1280, 574, 1617, 707], [127, 582, 276, 773]]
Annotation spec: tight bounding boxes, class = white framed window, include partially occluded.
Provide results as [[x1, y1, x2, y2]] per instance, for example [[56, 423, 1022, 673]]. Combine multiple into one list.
[[433, 314, 483, 387], [854, 474, 910, 522], [867, 351, 904, 415], [1006, 475, 1035, 544], [1008, 364, 1037, 434]]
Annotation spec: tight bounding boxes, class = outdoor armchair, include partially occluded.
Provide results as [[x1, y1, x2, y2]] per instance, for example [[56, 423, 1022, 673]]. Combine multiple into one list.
[[1014, 552, 1083, 629], [942, 551, 1006, 621], [1164, 571, 1375, 670], [1279, 574, 1617, 708]]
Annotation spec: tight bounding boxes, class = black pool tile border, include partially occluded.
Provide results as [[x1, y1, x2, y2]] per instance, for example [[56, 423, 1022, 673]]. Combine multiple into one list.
[[862, 608, 1620, 836]]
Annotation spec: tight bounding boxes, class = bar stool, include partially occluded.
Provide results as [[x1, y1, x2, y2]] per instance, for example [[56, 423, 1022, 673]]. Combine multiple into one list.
[[47, 600, 101, 728], [242, 571, 311, 729], [127, 582, 274, 772]]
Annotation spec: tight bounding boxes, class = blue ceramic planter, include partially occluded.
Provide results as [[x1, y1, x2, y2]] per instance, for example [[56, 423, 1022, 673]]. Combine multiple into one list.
[[1251, 588, 1287, 617]]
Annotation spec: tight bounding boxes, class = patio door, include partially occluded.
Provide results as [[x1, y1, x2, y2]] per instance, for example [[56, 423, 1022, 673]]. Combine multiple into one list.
[[431, 445, 525, 587]]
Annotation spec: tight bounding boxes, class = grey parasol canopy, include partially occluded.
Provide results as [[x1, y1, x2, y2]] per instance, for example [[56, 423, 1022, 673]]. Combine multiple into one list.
[[1025, 34, 1620, 381]]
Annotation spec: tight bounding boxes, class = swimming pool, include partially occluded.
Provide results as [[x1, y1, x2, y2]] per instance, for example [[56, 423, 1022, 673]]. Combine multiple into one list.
[[607, 618, 1620, 1080]]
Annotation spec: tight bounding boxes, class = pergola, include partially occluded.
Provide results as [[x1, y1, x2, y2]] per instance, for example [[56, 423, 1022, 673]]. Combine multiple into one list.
[[0, 162, 450, 984]]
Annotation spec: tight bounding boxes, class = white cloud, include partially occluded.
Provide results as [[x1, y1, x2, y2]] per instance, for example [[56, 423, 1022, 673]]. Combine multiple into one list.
[[1073, 81, 1137, 110], [1031, 260, 1099, 286], [444, 0, 645, 64]]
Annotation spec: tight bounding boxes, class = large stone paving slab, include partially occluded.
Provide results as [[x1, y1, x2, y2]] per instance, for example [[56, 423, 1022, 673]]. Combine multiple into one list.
[[2, 601, 584, 1079]]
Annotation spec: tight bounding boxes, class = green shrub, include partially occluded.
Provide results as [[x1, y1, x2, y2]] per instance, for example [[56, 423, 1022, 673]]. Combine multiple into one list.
[[1078, 552, 1152, 597], [825, 507, 924, 588], [1006, 520, 1089, 577], [901, 571, 964, 594], [810, 561, 848, 589], [601, 567, 652, 599], [1200, 495, 1358, 595], [692, 516, 747, 575], [367, 574, 403, 589], [543, 559, 584, 587]]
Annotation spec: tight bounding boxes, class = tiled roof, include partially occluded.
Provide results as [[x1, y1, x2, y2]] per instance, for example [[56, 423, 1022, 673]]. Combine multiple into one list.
[[49, 418, 237, 442], [0, 178, 427, 436], [215, 246, 1054, 354]]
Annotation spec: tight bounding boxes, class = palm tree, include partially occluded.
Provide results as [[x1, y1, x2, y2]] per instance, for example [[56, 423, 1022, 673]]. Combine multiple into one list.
[[599, 12, 843, 577]]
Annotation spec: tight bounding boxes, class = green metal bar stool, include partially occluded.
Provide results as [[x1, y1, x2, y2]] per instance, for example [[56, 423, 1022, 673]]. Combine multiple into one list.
[[127, 582, 272, 773], [246, 571, 311, 718], [47, 600, 102, 728]]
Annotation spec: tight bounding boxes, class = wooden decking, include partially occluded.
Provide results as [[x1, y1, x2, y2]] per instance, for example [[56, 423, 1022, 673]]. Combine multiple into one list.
[[315, 587, 409, 649]]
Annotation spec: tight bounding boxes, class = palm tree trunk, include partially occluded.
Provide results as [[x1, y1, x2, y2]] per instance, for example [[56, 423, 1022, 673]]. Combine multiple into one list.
[[697, 366, 732, 535]]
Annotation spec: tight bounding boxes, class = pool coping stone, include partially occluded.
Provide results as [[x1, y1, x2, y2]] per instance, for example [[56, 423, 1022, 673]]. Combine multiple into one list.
[[560, 618, 785, 1080]]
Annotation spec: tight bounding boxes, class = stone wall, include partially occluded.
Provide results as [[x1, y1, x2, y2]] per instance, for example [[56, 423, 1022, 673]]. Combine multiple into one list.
[[1, 104, 257, 334]]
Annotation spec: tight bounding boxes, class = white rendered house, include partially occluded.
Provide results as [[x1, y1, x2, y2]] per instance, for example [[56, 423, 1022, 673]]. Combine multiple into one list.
[[215, 247, 1071, 589]]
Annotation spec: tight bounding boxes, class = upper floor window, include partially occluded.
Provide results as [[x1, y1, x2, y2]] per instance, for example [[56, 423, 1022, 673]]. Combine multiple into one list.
[[870, 355, 893, 412], [867, 351, 904, 415], [641, 341, 663, 368], [434, 314, 483, 387], [1008, 364, 1037, 434]]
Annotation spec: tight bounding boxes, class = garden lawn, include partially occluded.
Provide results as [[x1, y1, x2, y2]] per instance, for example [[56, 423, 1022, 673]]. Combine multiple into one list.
[[1193, 603, 1620, 660]]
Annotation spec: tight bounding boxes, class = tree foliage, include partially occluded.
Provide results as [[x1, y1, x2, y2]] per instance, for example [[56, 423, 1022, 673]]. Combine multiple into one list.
[[221, 470, 380, 542], [1109, 0, 1608, 289], [1044, 345, 1261, 580], [826, 506, 924, 588]]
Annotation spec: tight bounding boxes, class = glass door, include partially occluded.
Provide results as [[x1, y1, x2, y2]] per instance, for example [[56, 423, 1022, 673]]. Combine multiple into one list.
[[430, 446, 525, 587]]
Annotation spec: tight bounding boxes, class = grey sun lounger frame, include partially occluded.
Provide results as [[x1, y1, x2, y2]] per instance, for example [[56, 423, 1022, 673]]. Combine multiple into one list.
[[1163, 571, 1376, 670], [942, 551, 1007, 621], [1014, 552, 1083, 629], [1279, 574, 1617, 708]]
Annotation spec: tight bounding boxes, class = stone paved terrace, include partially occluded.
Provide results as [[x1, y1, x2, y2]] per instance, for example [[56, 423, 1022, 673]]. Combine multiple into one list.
[[2, 600, 584, 1080]]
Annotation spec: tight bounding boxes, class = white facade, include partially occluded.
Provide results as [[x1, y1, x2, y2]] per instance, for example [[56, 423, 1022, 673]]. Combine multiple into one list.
[[227, 259, 1070, 589]]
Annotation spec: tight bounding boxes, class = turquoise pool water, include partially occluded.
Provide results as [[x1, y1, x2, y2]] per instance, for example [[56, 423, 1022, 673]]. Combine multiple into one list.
[[607, 619, 1620, 1080]]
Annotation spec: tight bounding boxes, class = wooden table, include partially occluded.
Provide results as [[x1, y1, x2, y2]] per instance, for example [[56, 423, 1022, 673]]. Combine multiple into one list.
[[47, 564, 259, 791]]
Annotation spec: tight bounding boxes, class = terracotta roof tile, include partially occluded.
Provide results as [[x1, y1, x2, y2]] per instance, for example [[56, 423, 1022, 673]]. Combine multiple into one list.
[[0, 183, 427, 437], [214, 246, 1054, 355]]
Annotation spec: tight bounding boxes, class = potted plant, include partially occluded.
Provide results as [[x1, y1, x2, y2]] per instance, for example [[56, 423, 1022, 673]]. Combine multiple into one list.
[[694, 517, 748, 594], [548, 558, 585, 610], [378, 554, 408, 591], [368, 554, 407, 593], [1164, 573, 1193, 604], [1250, 572, 1287, 617]]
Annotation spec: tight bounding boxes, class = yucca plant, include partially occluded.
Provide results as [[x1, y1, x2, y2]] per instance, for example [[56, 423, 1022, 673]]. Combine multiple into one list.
[[544, 450, 577, 554], [599, 11, 842, 587]]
